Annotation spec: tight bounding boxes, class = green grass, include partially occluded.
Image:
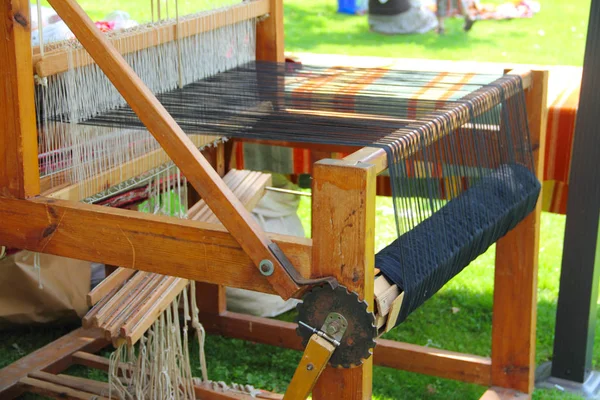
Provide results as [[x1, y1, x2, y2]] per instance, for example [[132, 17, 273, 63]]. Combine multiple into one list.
[[283, 0, 590, 66], [8, 0, 594, 398]]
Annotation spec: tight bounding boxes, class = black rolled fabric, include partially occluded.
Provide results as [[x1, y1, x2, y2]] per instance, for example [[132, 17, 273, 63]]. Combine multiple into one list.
[[375, 164, 541, 327]]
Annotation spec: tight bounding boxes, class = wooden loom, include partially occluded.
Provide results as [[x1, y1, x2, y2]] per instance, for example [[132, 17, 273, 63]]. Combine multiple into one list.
[[0, 0, 548, 398]]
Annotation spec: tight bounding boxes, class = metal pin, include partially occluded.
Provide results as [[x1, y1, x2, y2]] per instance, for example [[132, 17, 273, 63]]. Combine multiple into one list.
[[265, 187, 311, 197]]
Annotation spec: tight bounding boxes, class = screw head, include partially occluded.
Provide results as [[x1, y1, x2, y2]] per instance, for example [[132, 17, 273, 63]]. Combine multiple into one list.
[[259, 259, 274, 276], [326, 321, 341, 336], [307, 363, 314, 371]]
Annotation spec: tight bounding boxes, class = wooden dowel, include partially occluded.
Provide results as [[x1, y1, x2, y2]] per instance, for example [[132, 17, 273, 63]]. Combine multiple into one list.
[[47, 0, 299, 299]]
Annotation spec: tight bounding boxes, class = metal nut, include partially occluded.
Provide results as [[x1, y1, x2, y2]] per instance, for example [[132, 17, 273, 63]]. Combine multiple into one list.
[[259, 259, 274, 276]]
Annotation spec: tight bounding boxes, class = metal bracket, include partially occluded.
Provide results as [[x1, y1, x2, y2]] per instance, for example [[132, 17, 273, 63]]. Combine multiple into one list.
[[268, 243, 338, 289], [298, 312, 348, 348]]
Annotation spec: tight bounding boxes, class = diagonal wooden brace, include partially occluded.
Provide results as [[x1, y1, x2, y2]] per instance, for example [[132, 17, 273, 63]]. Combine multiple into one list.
[[45, 0, 301, 298]]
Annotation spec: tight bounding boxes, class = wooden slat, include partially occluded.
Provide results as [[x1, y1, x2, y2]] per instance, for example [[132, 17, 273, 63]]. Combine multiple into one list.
[[0, 196, 311, 295], [311, 159, 376, 400], [46, 0, 299, 299], [87, 267, 135, 307], [33, 0, 270, 77], [199, 311, 493, 386], [492, 70, 548, 394], [0, 328, 107, 399], [19, 377, 109, 400], [28, 371, 113, 399], [0, 0, 40, 198], [124, 277, 188, 345]]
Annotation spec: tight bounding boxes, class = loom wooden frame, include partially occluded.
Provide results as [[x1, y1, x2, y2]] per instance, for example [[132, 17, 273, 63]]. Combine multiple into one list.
[[0, 0, 548, 398]]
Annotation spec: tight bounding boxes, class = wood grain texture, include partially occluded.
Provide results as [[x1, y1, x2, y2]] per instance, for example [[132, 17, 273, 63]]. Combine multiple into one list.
[[256, 0, 284, 62], [0, 328, 107, 399], [46, 0, 299, 299], [311, 159, 376, 400], [492, 70, 548, 393], [19, 377, 109, 400], [200, 311, 493, 386], [33, 0, 269, 77], [0, 196, 311, 295], [284, 335, 336, 400], [0, 0, 40, 198], [87, 267, 135, 307]]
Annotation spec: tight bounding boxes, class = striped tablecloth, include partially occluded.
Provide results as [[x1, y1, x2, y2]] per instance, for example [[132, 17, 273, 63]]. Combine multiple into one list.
[[232, 56, 582, 215]]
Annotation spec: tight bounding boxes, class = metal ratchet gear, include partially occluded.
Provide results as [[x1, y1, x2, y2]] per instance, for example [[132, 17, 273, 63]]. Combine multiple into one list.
[[295, 284, 377, 368]]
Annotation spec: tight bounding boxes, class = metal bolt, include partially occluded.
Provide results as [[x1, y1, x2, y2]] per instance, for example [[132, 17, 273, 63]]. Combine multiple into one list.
[[325, 321, 341, 336], [259, 259, 274, 276], [307, 363, 314, 371]]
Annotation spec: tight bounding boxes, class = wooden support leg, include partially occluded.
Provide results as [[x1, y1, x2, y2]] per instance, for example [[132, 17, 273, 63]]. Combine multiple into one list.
[[491, 70, 548, 393], [310, 159, 376, 400], [196, 143, 228, 315], [0, 0, 40, 199]]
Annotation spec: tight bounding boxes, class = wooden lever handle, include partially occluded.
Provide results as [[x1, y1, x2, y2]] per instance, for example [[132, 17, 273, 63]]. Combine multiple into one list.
[[46, 0, 300, 299]]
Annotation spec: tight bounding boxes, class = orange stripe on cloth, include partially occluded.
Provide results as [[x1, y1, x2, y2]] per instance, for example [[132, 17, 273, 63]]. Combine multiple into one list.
[[544, 78, 580, 183], [435, 72, 476, 109], [333, 66, 392, 112], [407, 72, 449, 119], [291, 67, 346, 109]]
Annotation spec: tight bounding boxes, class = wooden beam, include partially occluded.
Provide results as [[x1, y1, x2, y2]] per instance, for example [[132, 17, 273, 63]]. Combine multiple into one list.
[[0, 196, 311, 295], [45, 0, 300, 299], [0, 0, 40, 198], [256, 0, 284, 62], [492, 70, 548, 393], [0, 328, 107, 399], [311, 159, 376, 400], [33, 0, 270, 77], [199, 311, 493, 386]]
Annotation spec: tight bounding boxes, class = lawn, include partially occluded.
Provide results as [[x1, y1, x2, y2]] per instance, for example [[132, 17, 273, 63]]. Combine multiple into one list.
[[4, 0, 595, 399], [283, 0, 589, 66]]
